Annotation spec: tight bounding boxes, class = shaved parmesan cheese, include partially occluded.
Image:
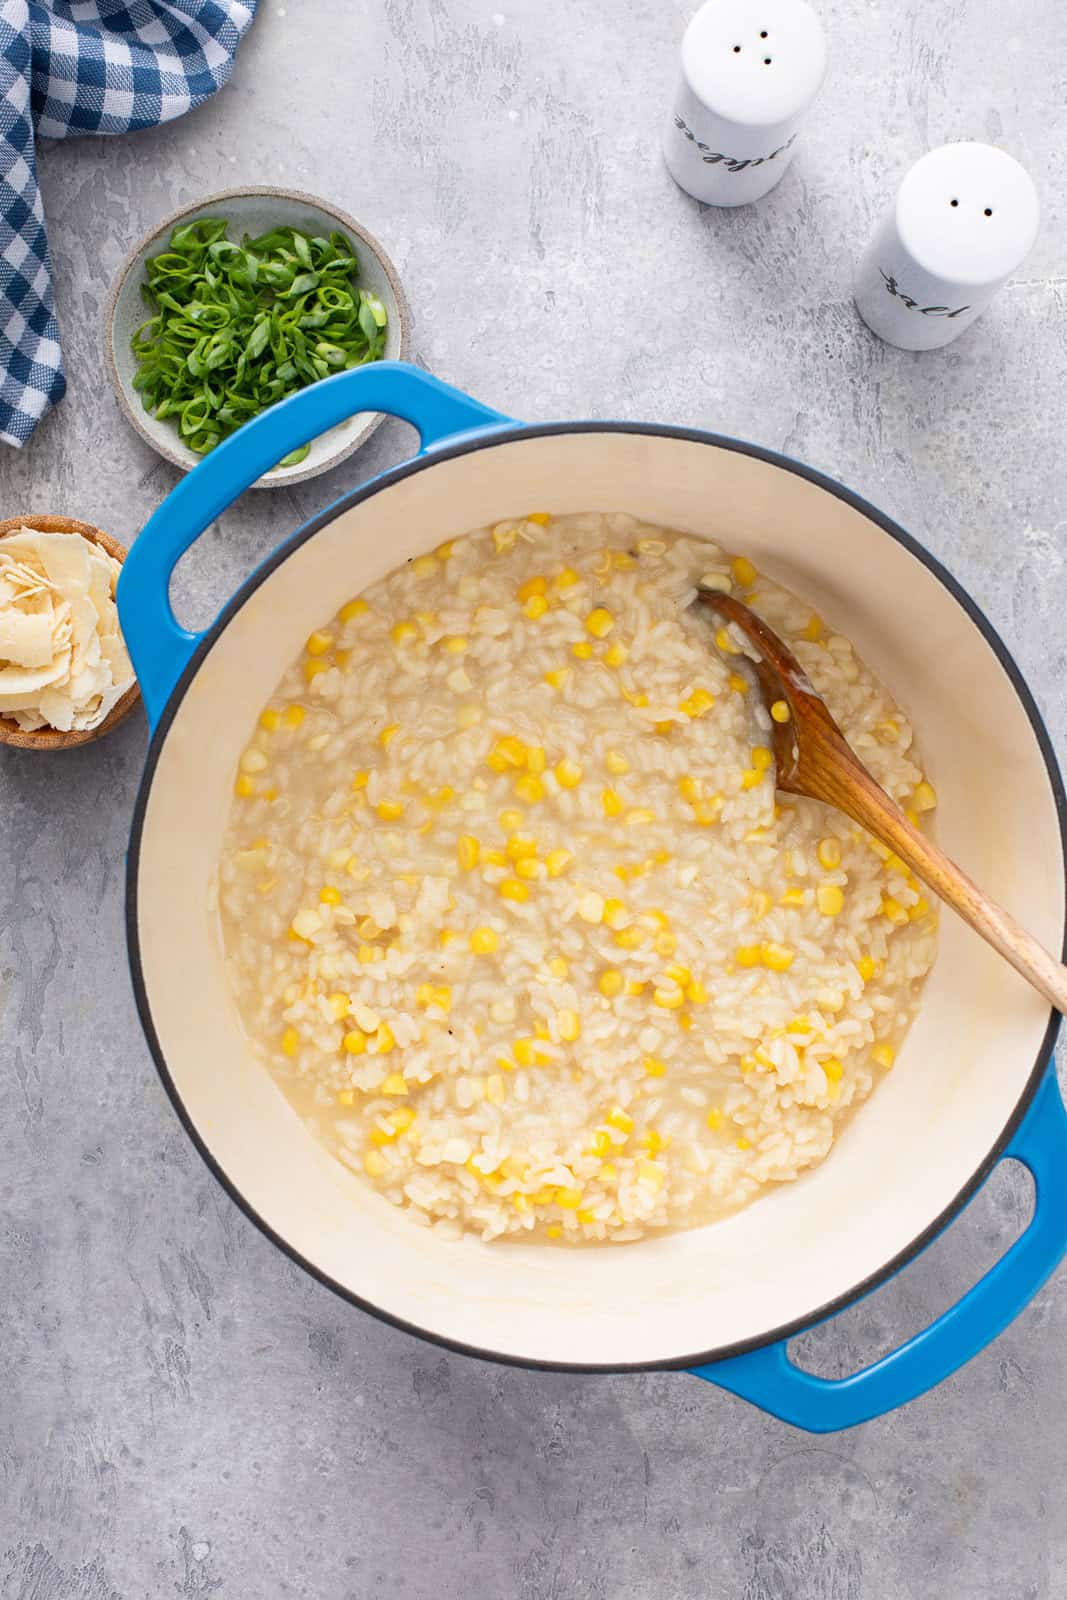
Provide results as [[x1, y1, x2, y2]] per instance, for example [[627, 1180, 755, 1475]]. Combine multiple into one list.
[[0, 526, 135, 733]]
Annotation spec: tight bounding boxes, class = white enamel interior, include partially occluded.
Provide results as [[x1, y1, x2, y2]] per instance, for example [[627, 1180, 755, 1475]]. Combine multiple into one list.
[[133, 430, 1064, 1368]]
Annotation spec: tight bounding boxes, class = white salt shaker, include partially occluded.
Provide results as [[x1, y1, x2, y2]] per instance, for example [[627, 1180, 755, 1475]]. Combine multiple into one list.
[[663, 0, 827, 208], [854, 143, 1040, 351]]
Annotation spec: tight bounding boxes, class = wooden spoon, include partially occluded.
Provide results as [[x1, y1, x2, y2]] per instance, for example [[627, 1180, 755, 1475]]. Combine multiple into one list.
[[695, 588, 1067, 1015]]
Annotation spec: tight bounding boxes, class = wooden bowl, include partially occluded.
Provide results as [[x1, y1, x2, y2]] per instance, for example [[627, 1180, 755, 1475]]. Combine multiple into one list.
[[0, 515, 141, 751]]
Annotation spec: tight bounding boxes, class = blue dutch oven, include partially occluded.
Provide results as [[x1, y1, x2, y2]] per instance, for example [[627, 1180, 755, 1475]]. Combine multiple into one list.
[[118, 361, 1067, 1431]]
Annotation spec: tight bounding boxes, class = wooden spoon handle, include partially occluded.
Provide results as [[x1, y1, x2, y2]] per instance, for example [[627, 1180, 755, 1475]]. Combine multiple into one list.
[[820, 745, 1067, 1015]]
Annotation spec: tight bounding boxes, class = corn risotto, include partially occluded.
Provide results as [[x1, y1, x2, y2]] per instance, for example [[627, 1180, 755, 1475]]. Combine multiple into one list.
[[218, 512, 938, 1243]]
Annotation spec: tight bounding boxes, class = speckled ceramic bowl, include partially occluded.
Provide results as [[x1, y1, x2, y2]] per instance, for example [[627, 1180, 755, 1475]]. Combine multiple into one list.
[[105, 187, 410, 489]]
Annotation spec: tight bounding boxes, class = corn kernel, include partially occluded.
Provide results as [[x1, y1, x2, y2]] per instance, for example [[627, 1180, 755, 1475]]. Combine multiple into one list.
[[442, 635, 469, 656], [457, 834, 481, 871], [680, 687, 716, 718], [376, 799, 404, 821], [622, 689, 649, 707], [439, 928, 460, 948], [613, 925, 646, 950], [339, 598, 369, 623], [391, 621, 418, 646], [412, 553, 438, 579], [555, 1187, 583, 1209], [498, 878, 529, 902], [802, 613, 824, 642], [652, 986, 685, 1009], [545, 849, 574, 878], [585, 608, 614, 638], [685, 980, 709, 1004], [731, 555, 758, 587], [606, 1106, 634, 1134], [857, 955, 876, 982], [546, 1224, 562, 1238], [706, 1108, 724, 1131], [259, 708, 282, 734], [555, 566, 580, 589], [714, 626, 739, 654], [548, 956, 569, 978], [909, 897, 931, 921], [601, 788, 623, 818], [572, 641, 594, 660], [234, 774, 257, 799], [913, 780, 938, 812], [873, 1043, 896, 1069], [637, 1161, 664, 1192], [558, 1010, 581, 1042], [603, 641, 628, 668], [491, 735, 527, 770], [524, 594, 550, 620], [469, 926, 499, 954], [882, 896, 908, 925], [555, 758, 583, 788], [306, 630, 334, 657], [318, 884, 341, 907], [780, 888, 807, 908], [282, 703, 305, 729], [653, 929, 677, 957], [514, 857, 543, 882], [597, 1163, 618, 1182], [679, 775, 701, 804], [342, 1029, 367, 1055], [740, 769, 763, 790], [643, 1056, 667, 1078], [735, 1137, 751, 1151], [364, 1150, 388, 1177], [514, 774, 545, 804], [728, 672, 749, 695], [602, 898, 627, 929], [822, 1057, 844, 1082], [598, 969, 624, 998], [604, 750, 630, 776], [544, 668, 570, 690], [351, 769, 369, 791], [749, 890, 772, 920], [761, 941, 795, 972], [770, 699, 791, 724], [517, 575, 548, 602], [751, 746, 773, 773], [817, 884, 845, 917], [457, 703, 483, 729], [280, 1026, 299, 1057], [817, 837, 842, 871], [578, 892, 605, 923], [526, 512, 551, 526]]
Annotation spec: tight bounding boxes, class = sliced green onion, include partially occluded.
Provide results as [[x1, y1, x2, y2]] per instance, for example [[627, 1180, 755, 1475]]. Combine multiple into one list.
[[131, 219, 387, 466]]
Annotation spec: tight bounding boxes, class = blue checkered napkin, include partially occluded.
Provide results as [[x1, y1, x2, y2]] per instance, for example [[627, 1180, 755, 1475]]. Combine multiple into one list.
[[0, 0, 257, 449]]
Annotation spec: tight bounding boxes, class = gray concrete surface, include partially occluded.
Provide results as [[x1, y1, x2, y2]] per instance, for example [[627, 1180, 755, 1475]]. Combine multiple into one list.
[[2, 0, 1066, 1594]]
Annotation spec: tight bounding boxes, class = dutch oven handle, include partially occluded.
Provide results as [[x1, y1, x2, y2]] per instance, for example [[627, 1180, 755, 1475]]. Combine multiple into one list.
[[117, 362, 512, 728], [691, 1062, 1067, 1431]]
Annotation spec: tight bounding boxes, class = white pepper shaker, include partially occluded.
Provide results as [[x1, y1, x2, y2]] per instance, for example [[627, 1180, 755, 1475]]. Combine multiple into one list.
[[663, 0, 827, 208], [854, 143, 1041, 351]]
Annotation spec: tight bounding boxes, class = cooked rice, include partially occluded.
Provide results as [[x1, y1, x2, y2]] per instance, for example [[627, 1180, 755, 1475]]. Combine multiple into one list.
[[218, 512, 938, 1244]]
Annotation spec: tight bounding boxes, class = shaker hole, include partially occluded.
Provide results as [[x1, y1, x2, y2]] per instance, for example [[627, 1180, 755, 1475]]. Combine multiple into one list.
[[763, 56, 772, 63], [732, 43, 741, 52], [984, 207, 994, 217], [949, 198, 959, 207], [760, 29, 768, 37]]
